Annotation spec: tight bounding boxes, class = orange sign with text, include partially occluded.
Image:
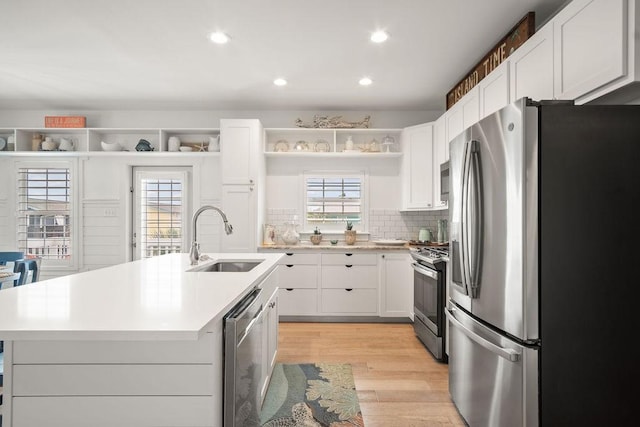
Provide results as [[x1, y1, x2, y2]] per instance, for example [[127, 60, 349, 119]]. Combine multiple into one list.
[[45, 116, 86, 128]]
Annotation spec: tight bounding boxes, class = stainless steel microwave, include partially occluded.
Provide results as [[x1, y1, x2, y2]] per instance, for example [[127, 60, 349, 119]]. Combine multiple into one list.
[[440, 161, 450, 201]]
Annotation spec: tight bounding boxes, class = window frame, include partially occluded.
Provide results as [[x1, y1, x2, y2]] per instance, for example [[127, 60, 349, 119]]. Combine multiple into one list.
[[302, 171, 368, 233], [15, 159, 78, 271]]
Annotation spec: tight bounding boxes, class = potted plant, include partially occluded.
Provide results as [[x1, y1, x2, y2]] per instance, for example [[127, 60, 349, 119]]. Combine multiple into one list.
[[344, 221, 357, 245], [310, 227, 322, 245]]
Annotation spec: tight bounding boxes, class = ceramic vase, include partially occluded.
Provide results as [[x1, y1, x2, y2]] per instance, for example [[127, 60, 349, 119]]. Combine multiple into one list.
[[345, 230, 357, 245], [32, 133, 43, 151], [310, 233, 322, 245]]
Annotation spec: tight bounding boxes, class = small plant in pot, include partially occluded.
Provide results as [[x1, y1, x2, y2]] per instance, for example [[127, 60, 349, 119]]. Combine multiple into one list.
[[344, 221, 357, 245], [310, 227, 323, 245]]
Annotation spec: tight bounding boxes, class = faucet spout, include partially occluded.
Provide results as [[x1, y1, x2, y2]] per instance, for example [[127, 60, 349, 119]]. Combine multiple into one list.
[[189, 205, 233, 265]]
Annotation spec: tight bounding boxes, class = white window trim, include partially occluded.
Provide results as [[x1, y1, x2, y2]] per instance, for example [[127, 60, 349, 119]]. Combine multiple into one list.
[[301, 170, 368, 233], [14, 159, 79, 271]]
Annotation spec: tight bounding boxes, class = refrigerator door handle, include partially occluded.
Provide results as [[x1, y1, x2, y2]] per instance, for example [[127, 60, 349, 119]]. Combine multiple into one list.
[[460, 140, 473, 294], [446, 307, 520, 362], [467, 140, 483, 297]]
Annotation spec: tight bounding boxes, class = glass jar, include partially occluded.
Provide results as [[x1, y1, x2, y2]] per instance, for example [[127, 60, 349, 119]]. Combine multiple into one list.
[[281, 222, 300, 245]]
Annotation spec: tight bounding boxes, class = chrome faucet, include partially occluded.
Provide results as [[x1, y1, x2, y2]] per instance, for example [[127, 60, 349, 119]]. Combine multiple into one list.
[[189, 205, 233, 265]]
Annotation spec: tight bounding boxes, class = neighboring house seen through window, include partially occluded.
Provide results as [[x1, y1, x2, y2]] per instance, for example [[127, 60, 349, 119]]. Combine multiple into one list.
[[17, 167, 73, 265], [304, 173, 365, 231]]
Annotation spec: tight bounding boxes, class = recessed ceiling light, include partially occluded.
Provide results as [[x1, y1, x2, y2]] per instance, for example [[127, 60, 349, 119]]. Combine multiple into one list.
[[371, 30, 389, 43], [359, 77, 373, 86], [209, 31, 230, 44], [273, 78, 287, 86]]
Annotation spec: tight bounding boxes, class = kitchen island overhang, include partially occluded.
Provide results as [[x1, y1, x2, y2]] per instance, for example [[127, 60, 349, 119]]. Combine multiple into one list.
[[0, 252, 283, 427]]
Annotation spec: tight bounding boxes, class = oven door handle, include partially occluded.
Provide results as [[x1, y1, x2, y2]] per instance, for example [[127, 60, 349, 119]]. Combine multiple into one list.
[[411, 262, 438, 280], [446, 307, 520, 362]]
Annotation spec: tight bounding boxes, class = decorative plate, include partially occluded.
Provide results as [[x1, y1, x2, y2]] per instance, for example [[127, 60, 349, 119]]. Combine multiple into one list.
[[0, 137, 6, 151], [314, 139, 330, 152], [274, 139, 289, 152], [293, 140, 309, 151]]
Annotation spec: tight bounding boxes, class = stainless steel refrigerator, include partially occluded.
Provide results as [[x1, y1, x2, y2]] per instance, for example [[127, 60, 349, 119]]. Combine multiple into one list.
[[446, 97, 639, 426]]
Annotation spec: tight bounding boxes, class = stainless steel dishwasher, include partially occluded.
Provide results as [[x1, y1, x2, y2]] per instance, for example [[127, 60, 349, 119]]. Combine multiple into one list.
[[223, 286, 264, 427]]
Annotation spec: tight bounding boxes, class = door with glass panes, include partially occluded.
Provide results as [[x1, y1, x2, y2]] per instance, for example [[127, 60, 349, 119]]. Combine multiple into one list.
[[131, 167, 191, 260]]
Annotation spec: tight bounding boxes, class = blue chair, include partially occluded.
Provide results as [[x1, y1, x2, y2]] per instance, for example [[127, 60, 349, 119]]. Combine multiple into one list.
[[15, 258, 41, 286], [0, 251, 25, 287]]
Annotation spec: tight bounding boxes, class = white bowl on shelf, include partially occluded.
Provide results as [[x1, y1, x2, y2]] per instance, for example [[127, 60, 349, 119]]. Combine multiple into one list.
[[101, 141, 123, 152], [179, 146, 193, 152]]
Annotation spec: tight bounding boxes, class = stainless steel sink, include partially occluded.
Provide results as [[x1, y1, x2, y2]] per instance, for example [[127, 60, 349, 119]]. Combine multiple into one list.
[[188, 260, 262, 272]]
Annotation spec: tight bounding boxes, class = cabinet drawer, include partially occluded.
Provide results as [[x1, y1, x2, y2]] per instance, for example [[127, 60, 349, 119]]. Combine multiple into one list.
[[13, 364, 213, 396], [321, 253, 377, 265], [321, 289, 378, 314], [12, 396, 214, 427], [321, 265, 378, 289], [279, 288, 317, 315], [279, 252, 320, 264], [278, 264, 318, 289], [12, 332, 217, 364]]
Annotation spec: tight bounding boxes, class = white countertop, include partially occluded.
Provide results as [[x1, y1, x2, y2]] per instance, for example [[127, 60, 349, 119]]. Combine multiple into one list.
[[259, 242, 412, 251], [0, 252, 283, 341]]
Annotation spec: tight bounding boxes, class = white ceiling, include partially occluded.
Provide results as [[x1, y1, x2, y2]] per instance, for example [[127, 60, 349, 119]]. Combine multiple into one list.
[[0, 0, 568, 112]]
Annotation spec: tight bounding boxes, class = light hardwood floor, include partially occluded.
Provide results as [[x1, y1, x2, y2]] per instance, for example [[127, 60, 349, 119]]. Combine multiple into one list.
[[276, 322, 467, 427]]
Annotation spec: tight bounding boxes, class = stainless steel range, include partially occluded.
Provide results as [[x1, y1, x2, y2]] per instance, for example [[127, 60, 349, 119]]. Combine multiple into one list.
[[410, 246, 448, 362]]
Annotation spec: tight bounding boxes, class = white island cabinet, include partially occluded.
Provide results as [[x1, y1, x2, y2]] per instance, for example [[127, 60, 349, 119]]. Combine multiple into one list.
[[0, 252, 283, 427]]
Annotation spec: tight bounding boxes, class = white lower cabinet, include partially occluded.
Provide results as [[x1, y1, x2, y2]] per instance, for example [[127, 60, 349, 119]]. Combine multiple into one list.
[[320, 288, 378, 313], [320, 252, 378, 315], [279, 288, 318, 315], [8, 328, 222, 427], [277, 252, 320, 316], [379, 252, 413, 317], [269, 250, 413, 318]]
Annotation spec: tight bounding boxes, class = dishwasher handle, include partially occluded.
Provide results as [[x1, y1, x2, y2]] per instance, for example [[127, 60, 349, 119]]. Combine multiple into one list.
[[237, 303, 264, 346], [446, 306, 521, 362]]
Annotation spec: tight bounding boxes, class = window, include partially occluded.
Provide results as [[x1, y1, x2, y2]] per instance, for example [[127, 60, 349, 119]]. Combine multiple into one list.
[[17, 167, 73, 264], [132, 167, 190, 260], [304, 173, 365, 231]]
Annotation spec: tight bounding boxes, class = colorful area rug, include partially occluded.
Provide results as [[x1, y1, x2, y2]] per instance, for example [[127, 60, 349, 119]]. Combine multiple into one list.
[[260, 363, 364, 427]]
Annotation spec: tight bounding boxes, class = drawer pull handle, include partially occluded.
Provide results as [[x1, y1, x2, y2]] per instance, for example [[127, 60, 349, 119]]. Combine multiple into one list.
[[345, 288, 353, 292], [345, 253, 353, 256], [345, 264, 353, 268], [285, 253, 294, 256], [285, 288, 294, 291], [285, 264, 294, 268]]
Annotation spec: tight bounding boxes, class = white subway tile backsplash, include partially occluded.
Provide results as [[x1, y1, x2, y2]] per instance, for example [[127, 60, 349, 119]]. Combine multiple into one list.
[[265, 208, 449, 242]]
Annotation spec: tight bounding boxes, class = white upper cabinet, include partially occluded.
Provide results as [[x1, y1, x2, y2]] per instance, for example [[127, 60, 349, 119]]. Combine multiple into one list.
[[461, 86, 480, 130], [479, 60, 510, 119], [510, 23, 555, 103], [553, 0, 628, 102], [220, 119, 262, 185], [402, 122, 434, 210], [446, 86, 480, 144]]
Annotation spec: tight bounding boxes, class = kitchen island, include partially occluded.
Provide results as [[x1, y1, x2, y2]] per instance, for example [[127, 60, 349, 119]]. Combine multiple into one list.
[[0, 252, 283, 427]]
